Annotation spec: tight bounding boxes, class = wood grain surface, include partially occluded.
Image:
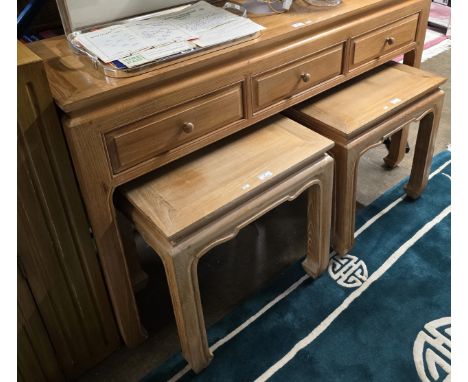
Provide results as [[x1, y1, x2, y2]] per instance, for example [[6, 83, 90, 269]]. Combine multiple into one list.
[[288, 63, 445, 139], [121, 115, 333, 240], [29, 0, 427, 112]]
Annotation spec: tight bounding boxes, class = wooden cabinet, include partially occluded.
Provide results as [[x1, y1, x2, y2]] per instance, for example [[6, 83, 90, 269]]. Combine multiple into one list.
[[17, 42, 120, 380], [29, 0, 431, 349]]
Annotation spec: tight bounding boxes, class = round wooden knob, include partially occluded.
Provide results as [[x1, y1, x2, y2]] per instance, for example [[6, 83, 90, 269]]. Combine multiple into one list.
[[182, 122, 194, 133], [386, 37, 396, 45], [301, 73, 311, 83]]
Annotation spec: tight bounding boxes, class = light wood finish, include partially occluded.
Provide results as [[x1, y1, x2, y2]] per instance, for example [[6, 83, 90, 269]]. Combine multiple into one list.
[[106, 84, 244, 173], [29, 0, 431, 346], [116, 211, 149, 292], [29, 0, 428, 112], [290, 64, 445, 139], [351, 14, 419, 68], [17, 42, 120, 380], [122, 116, 333, 241], [383, 124, 410, 169], [118, 116, 334, 372], [386, 0, 431, 168], [284, 63, 446, 255], [253, 44, 343, 111]]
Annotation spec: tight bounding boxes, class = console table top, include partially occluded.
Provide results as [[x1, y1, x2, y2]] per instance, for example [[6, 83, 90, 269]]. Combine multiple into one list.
[[30, 0, 394, 112]]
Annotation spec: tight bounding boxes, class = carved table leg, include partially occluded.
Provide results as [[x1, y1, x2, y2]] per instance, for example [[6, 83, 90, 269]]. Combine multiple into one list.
[[384, 26, 427, 168], [403, 44, 424, 69], [302, 156, 333, 278], [383, 125, 410, 168], [331, 145, 360, 256], [117, 211, 149, 292], [161, 250, 213, 373], [85, 196, 148, 347], [62, 125, 147, 348], [405, 92, 444, 199]]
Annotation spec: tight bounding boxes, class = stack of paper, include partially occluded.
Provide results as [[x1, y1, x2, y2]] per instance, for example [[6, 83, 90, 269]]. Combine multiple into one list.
[[74, 1, 264, 68]]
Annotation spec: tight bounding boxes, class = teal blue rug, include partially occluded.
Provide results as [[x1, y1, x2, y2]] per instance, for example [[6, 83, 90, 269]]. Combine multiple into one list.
[[143, 151, 451, 382]]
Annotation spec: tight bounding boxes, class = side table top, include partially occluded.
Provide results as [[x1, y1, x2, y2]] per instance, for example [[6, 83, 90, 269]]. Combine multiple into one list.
[[291, 63, 446, 138], [120, 115, 333, 240]]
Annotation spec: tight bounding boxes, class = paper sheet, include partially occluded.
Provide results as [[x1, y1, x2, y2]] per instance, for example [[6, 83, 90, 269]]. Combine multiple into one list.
[[75, 1, 264, 65], [118, 41, 195, 68], [195, 18, 264, 48], [76, 25, 149, 63], [163, 1, 244, 35], [127, 19, 194, 47]]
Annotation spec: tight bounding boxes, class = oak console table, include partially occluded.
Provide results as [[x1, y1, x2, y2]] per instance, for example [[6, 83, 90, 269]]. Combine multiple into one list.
[[30, 0, 431, 348]]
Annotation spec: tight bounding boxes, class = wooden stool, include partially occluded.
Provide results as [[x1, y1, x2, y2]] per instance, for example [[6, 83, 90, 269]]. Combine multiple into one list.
[[117, 115, 334, 372], [284, 62, 446, 256]]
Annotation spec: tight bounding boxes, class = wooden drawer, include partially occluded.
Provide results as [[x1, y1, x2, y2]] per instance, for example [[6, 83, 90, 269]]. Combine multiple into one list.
[[252, 45, 343, 112], [106, 84, 244, 173], [351, 14, 419, 68]]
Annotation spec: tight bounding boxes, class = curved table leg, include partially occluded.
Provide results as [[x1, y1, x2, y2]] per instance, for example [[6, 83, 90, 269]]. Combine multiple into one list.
[[383, 125, 410, 168], [161, 250, 213, 373], [330, 145, 360, 257], [405, 92, 445, 199], [302, 156, 334, 278], [117, 211, 149, 292], [384, 33, 426, 169]]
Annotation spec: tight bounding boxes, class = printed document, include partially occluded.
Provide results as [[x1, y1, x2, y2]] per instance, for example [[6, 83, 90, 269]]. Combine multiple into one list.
[[118, 41, 194, 68], [74, 1, 264, 65]]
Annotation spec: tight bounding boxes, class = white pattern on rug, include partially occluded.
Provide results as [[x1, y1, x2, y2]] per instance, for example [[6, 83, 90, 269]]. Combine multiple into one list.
[[328, 255, 368, 288], [413, 317, 451, 382]]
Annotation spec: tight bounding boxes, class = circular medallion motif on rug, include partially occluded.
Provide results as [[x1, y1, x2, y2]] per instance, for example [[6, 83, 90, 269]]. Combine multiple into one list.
[[328, 254, 368, 288], [413, 317, 451, 382]]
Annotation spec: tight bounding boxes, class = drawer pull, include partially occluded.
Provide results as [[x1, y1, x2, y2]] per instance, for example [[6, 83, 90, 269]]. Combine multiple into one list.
[[301, 73, 311, 83], [182, 122, 195, 133], [386, 37, 396, 45]]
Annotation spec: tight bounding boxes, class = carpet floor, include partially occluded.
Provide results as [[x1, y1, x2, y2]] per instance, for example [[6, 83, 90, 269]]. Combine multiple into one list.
[[143, 151, 451, 382]]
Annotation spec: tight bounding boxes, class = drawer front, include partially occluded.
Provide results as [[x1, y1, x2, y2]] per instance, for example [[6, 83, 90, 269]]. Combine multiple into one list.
[[106, 84, 244, 173], [252, 45, 343, 112], [351, 14, 419, 68]]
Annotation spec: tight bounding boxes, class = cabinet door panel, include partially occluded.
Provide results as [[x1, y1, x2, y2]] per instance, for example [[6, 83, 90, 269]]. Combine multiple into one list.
[[18, 267, 64, 382], [17, 42, 120, 380]]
